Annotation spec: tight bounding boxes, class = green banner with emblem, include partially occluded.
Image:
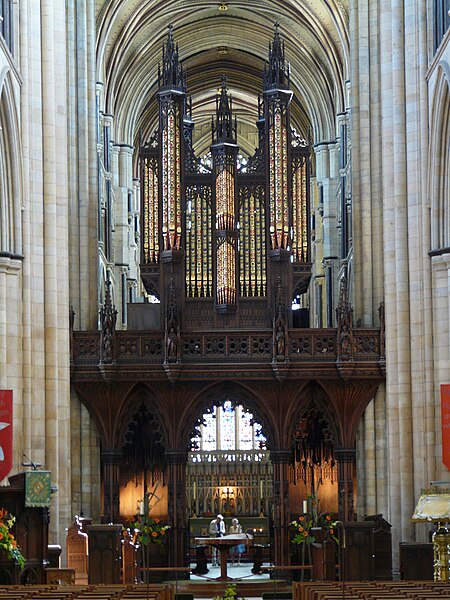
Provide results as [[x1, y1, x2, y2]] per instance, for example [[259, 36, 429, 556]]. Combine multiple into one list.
[[25, 471, 51, 507]]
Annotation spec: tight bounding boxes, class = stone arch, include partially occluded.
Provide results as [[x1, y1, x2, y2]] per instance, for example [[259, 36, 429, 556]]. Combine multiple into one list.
[[429, 63, 450, 250], [0, 72, 22, 256]]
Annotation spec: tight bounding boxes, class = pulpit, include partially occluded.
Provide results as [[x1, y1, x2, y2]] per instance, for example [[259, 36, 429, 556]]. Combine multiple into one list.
[[0, 472, 50, 584]]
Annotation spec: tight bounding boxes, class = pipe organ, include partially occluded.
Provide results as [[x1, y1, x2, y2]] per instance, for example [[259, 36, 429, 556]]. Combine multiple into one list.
[[140, 24, 311, 327]]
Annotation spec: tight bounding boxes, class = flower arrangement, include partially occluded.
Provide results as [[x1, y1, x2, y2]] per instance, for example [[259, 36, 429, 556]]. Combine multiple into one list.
[[289, 512, 338, 544], [289, 495, 339, 545], [133, 515, 170, 546], [0, 509, 25, 569], [133, 488, 170, 546], [316, 512, 339, 543], [289, 514, 314, 545]]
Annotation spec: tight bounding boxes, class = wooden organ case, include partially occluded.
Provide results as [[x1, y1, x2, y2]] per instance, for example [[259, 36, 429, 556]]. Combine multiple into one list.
[[139, 23, 311, 335]]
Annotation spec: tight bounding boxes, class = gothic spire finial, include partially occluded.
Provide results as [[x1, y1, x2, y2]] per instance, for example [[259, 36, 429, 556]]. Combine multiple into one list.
[[264, 21, 288, 91], [213, 76, 236, 143], [159, 24, 185, 92]]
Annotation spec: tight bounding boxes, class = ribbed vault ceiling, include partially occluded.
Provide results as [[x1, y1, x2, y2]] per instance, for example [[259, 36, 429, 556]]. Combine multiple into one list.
[[95, 0, 349, 154]]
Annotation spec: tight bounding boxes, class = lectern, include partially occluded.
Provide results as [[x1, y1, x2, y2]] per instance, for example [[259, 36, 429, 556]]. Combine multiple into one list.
[[411, 490, 450, 581]]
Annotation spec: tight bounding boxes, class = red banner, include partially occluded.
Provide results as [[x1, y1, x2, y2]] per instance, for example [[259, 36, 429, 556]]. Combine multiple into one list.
[[0, 390, 13, 481], [441, 384, 450, 470]]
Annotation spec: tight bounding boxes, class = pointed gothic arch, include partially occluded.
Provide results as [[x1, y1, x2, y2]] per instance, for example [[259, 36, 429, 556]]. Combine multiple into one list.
[[429, 64, 450, 251], [0, 70, 22, 257], [118, 388, 168, 518]]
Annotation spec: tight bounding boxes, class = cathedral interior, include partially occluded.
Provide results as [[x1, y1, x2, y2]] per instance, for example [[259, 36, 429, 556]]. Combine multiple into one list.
[[0, 0, 449, 584]]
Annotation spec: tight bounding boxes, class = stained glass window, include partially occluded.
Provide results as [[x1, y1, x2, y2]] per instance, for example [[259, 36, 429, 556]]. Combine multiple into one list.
[[193, 400, 266, 451]]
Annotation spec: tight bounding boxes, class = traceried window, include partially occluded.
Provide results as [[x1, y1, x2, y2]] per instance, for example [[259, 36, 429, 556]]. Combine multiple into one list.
[[434, 0, 450, 51], [0, 0, 13, 53], [191, 400, 266, 452]]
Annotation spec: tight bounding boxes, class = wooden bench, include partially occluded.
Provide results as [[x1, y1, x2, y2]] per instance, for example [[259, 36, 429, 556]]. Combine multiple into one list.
[[45, 568, 76, 585]]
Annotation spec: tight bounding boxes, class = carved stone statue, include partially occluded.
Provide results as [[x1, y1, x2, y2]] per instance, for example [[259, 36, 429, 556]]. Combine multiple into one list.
[[166, 323, 178, 360], [276, 324, 285, 357]]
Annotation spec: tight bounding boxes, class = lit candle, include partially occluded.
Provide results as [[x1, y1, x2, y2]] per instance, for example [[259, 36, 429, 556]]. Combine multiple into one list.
[[303, 500, 308, 514]]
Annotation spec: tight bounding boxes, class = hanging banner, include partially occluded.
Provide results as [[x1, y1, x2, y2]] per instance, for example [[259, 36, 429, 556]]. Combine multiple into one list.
[[441, 384, 450, 470], [25, 471, 51, 507], [0, 390, 13, 481]]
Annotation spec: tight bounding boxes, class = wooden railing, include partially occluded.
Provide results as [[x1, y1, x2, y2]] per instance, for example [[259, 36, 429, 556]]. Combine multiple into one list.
[[71, 328, 382, 366]]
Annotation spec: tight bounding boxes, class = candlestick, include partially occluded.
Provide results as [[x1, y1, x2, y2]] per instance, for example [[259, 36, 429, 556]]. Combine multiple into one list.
[[303, 499, 308, 513]]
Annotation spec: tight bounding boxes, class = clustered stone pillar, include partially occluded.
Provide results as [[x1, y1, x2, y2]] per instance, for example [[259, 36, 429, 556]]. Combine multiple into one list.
[[166, 450, 188, 570], [270, 449, 291, 568], [101, 450, 121, 524]]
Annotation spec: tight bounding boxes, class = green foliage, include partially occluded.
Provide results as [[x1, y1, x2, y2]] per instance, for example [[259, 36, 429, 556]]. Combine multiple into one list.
[[213, 583, 246, 600]]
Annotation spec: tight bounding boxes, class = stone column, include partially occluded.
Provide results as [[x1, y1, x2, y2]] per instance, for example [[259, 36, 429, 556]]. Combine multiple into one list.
[[67, 1, 99, 330], [101, 450, 121, 523], [335, 447, 356, 522], [166, 450, 188, 571], [270, 449, 291, 568], [41, 0, 71, 544]]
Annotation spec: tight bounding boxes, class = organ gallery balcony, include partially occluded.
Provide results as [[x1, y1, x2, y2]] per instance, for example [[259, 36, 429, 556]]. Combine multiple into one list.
[[70, 326, 384, 383]]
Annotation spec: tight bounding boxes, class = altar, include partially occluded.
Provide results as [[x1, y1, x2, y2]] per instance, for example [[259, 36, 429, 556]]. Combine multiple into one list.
[[195, 534, 253, 581]]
